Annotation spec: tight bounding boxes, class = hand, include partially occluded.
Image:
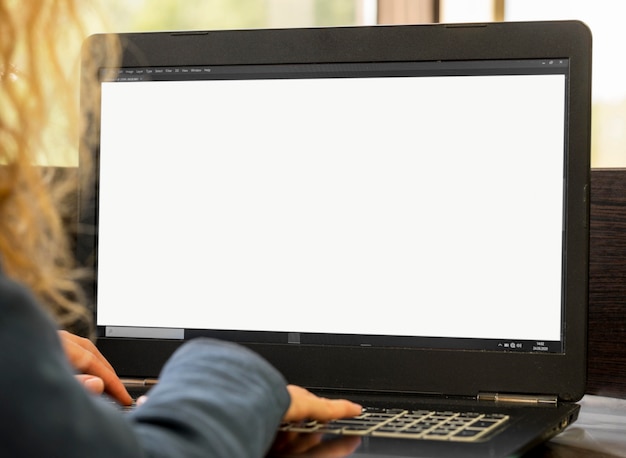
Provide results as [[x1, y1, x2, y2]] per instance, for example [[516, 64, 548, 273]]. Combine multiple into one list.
[[272, 386, 362, 457], [58, 330, 133, 406], [136, 385, 362, 420], [283, 385, 362, 423]]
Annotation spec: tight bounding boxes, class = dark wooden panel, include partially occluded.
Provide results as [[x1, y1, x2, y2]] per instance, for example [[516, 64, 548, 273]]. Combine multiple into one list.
[[588, 169, 626, 398]]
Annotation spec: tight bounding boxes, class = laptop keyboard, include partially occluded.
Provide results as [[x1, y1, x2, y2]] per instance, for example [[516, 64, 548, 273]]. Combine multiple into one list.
[[280, 407, 509, 442], [116, 397, 509, 443]]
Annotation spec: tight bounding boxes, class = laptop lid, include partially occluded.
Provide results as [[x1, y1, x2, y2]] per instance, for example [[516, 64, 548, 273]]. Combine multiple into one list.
[[79, 20, 591, 403]]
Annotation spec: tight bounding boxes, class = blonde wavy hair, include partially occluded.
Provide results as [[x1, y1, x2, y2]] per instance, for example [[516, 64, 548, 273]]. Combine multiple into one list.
[[0, 1, 114, 333]]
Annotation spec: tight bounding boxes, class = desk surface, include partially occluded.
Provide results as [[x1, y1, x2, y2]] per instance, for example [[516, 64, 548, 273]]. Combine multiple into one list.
[[527, 395, 626, 457]]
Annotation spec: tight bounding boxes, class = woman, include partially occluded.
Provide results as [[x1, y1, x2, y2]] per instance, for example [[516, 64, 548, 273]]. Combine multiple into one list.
[[0, 2, 360, 456]]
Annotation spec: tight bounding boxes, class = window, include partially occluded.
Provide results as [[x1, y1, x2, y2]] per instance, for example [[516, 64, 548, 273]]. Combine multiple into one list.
[[102, 0, 374, 31], [504, 0, 625, 167], [439, 0, 625, 168]]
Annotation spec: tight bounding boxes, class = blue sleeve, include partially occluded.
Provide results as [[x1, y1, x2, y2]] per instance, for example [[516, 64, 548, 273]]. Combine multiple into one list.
[[0, 271, 290, 458], [129, 339, 291, 458], [0, 273, 143, 457]]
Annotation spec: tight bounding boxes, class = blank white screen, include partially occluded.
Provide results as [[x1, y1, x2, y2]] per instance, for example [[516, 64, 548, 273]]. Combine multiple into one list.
[[97, 74, 565, 341]]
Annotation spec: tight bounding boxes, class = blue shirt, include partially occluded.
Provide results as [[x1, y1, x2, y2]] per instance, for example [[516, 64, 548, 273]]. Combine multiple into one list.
[[0, 270, 290, 457]]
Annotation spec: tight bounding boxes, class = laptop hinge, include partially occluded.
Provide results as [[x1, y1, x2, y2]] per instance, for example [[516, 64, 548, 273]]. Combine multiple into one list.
[[121, 378, 159, 389], [478, 392, 558, 406]]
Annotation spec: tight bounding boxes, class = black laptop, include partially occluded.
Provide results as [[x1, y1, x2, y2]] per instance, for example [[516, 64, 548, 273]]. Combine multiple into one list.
[[78, 20, 592, 457]]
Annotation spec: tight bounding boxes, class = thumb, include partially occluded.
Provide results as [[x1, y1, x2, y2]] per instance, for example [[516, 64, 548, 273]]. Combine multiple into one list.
[[76, 374, 105, 395]]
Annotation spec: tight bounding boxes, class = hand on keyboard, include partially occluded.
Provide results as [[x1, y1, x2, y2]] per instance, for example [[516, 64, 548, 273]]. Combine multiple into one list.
[[272, 387, 362, 457], [283, 385, 362, 423], [59, 330, 133, 406]]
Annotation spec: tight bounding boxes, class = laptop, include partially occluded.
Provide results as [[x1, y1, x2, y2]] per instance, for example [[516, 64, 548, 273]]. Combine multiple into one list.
[[77, 20, 592, 457]]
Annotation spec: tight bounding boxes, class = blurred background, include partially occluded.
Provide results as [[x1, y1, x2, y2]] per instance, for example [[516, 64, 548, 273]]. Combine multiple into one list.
[[69, 0, 622, 168]]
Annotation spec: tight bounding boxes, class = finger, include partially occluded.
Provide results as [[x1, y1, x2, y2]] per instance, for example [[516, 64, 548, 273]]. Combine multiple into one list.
[[59, 331, 115, 372], [69, 342, 132, 405], [284, 385, 362, 423], [60, 333, 132, 406], [75, 374, 105, 395], [288, 385, 362, 421]]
